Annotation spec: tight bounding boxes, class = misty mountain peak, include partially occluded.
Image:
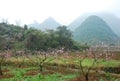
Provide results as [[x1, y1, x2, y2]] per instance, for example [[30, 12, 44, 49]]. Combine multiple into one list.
[[45, 17, 55, 21], [42, 17, 59, 24], [84, 15, 108, 25], [28, 17, 61, 30], [68, 13, 120, 37], [39, 17, 61, 30], [73, 15, 118, 45]]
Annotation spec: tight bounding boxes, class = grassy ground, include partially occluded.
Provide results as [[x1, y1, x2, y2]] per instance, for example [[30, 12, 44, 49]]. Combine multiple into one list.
[[0, 52, 120, 81], [1, 66, 77, 81]]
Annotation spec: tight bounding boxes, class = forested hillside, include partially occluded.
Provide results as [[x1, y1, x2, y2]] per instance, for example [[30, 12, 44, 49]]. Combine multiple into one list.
[[0, 23, 25, 50], [0, 22, 85, 51], [68, 13, 120, 37], [73, 15, 118, 45], [29, 17, 61, 31]]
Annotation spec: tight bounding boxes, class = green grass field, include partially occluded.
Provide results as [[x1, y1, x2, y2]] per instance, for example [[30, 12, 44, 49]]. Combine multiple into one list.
[[1, 66, 77, 81], [1, 52, 120, 81]]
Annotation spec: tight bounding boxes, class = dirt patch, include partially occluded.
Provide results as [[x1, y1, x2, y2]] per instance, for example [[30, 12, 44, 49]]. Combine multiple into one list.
[[22, 70, 38, 76], [2, 68, 10, 72], [22, 69, 55, 76], [22, 68, 40, 76], [40, 71, 55, 75], [0, 74, 14, 79], [19, 66, 29, 69], [65, 75, 101, 81], [102, 67, 120, 74], [57, 75, 62, 77], [44, 65, 78, 74], [14, 65, 29, 69]]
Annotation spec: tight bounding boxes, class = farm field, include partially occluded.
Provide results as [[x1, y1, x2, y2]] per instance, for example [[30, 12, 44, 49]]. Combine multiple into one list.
[[0, 50, 120, 81], [1, 1, 120, 80]]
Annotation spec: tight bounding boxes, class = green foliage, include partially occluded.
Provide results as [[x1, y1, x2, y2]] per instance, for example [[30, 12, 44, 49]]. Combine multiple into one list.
[[56, 26, 74, 50], [0, 22, 87, 51], [0, 23, 25, 50], [1, 66, 77, 81], [1, 56, 120, 81], [73, 15, 118, 45], [24, 26, 82, 50]]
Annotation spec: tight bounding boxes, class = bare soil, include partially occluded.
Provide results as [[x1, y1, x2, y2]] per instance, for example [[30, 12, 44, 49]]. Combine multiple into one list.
[[0, 74, 14, 79]]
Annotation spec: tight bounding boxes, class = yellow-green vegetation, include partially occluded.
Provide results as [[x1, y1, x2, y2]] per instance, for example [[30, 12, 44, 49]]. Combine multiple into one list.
[[5, 55, 120, 67], [0, 53, 120, 81], [1, 66, 77, 81]]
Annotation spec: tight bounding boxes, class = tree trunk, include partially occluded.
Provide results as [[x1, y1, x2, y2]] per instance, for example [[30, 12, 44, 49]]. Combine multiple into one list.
[[85, 75, 89, 81], [39, 65, 43, 72], [0, 66, 3, 75]]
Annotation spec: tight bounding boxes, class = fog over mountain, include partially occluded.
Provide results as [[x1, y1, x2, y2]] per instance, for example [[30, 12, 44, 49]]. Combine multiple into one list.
[[29, 21, 40, 28], [97, 13, 120, 37], [68, 12, 120, 37], [73, 15, 118, 45], [28, 12, 120, 37], [29, 17, 61, 31]]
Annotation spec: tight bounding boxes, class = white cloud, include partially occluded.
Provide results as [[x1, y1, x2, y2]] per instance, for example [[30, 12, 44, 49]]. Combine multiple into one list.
[[0, 0, 119, 25]]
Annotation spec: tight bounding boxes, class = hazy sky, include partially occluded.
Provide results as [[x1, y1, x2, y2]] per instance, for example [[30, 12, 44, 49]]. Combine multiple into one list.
[[0, 0, 120, 25]]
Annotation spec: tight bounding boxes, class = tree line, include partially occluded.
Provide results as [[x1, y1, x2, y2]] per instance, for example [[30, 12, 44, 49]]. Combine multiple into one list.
[[0, 22, 88, 51]]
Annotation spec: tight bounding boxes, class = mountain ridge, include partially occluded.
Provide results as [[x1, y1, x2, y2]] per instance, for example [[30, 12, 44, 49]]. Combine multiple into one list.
[[73, 15, 118, 45], [68, 13, 120, 37], [29, 17, 61, 30]]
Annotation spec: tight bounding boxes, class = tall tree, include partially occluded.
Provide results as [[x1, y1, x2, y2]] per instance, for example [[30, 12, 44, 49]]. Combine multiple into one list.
[[56, 26, 73, 49]]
